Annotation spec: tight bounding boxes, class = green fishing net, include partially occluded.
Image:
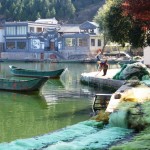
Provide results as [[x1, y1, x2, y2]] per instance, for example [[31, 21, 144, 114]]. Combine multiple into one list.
[[113, 63, 150, 80]]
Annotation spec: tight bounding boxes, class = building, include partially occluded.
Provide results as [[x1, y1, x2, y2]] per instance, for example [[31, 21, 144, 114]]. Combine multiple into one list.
[[3, 18, 59, 60], [58, 21, 103, 59], [1, 19, 103, 61]]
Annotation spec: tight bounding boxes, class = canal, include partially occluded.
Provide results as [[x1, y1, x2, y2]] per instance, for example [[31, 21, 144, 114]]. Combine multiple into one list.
[[0, 62, 116, 143]]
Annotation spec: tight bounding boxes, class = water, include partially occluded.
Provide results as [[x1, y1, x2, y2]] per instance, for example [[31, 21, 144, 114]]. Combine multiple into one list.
[[0, 62, 113, 143]]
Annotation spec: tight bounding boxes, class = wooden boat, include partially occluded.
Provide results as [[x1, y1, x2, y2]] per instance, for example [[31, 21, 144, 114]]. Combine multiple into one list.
[[0, 77, 48, 92], [9, 65, 65, 78]]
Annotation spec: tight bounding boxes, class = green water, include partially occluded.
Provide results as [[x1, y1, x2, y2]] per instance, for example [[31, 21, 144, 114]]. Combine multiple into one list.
[[0, 62, 114, 143]]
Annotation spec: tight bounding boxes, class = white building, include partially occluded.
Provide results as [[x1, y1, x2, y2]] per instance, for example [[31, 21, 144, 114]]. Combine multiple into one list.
[[144, 46, 150, 65]]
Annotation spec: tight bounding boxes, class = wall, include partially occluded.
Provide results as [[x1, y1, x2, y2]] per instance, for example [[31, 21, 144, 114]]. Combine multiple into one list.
[[90, 36, 103, 55], [144, 46, 150, 65], [0, 29, 4, 42]]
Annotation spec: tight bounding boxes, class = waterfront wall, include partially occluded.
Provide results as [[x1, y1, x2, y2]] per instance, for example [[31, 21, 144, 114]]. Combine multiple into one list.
[[80, 73, 125, 91], [0, 52, 60, 61]]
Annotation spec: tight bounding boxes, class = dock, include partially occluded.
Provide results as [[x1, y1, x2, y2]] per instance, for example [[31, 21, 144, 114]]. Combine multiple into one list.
[[80, 69, 125, 91]]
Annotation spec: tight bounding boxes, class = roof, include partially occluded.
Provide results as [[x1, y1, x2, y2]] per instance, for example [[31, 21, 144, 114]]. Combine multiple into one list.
[[35, 18, 58, 24], [4, 21, 59, 29], [62, 33, 89, 38], [79, 21, 98, 30], [59, 24, 80, 33]]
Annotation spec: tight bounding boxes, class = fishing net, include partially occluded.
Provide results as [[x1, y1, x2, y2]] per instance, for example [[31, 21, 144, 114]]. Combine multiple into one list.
[[110, 102, 150, 150], [113, 62, 150, 80], [109, 110, 129, 129], [0, 120, 133, 150]]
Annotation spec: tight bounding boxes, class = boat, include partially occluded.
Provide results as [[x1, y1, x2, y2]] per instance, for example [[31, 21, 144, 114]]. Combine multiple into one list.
[[0, 77, 48, 92], [9, 65, 65, 78]]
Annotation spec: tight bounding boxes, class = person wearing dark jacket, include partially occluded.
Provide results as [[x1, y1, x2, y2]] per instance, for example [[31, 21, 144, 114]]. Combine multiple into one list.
[[98, 59, 108, 76]]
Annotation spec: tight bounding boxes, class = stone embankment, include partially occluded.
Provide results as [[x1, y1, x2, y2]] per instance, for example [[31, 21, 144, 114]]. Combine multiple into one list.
[[80, 69, 125, 91]]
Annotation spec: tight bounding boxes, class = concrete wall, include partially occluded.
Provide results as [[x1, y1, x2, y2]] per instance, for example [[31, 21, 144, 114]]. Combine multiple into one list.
[[144, 46, 150, 65], [0, 52, 61, 60], [80, 75, 124, 91]]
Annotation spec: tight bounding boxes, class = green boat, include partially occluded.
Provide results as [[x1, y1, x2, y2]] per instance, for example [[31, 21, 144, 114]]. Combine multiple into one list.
[[0, 77, 48, 92], [9, 65, 65, 78]]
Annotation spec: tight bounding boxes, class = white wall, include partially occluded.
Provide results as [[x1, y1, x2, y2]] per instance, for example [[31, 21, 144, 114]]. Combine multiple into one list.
[[0, 29, 4, 42], [90, 36, 104, 55], [144, 46, 150, 65]]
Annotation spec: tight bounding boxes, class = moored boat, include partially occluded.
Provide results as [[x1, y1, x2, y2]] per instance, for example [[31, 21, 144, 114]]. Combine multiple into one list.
[[9, 65, 65, 78], [0, 77, 48, 92]]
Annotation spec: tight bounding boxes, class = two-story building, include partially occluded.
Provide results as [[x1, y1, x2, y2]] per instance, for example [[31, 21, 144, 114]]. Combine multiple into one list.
[[1, 19, 103, 61], [58, 21, 103, 59], [3, 18, 60, 60]]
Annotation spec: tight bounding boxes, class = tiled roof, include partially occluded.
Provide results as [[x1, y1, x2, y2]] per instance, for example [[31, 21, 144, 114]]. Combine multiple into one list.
[[79, 21, 98, 30]]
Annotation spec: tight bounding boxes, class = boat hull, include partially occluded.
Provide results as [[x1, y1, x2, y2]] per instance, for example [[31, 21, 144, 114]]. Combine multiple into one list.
[[0, 77, 48, 92], [9, 66, 65, 78]]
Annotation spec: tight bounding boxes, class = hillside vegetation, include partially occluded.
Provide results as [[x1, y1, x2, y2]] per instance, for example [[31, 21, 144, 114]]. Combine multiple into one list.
[[0, 0, 105, 23]]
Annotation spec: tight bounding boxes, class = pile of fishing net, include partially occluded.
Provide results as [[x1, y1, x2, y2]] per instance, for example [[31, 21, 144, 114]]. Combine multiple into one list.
[[110, 101, 150, 150], [113, 62, 150, 80]]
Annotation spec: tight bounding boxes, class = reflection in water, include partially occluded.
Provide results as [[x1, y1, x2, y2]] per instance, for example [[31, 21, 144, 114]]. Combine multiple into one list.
[[0, 62, 115, 143], [0, 91, 46, 142]]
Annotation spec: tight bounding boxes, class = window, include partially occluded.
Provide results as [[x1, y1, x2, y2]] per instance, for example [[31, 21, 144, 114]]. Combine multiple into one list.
[[17, 26, 27, 35], [98, 39, 101, 46], [17, 41, 26, 50], [91, 39, 95, 46], [6, 41, 15, 50], [30, 27, 34, 32], [65, 38, 76, 47], [78, 38, 87, 46], [37, 27, 42, 32], [90, 29, 94, 33], [6, 27, 16, 35]]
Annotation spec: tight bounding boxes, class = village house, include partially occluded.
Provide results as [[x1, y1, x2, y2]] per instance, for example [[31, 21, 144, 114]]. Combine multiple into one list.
[[2, 18, 60, 60], [58, 21, 103, 59], [0, 18, 104, 61]]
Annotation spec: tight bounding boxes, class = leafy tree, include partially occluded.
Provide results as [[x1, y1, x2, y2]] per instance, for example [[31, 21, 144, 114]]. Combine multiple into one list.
[[0, 0, 76, 21], [122, 0, 150, 46], [50, 8, 56, 17], [122, 0, 150, 23], [36, 12, 41, 20], [94, 0, 149, 48]]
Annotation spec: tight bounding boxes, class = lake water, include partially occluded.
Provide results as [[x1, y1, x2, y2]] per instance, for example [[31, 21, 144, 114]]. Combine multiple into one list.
[[0, 62, 117, 143]]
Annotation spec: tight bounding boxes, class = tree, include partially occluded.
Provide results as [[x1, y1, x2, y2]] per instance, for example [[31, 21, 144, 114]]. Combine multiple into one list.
[[94, 0, 149, 48], [122, 0, 150, 23], [94, 1, 111, 52], [94, 0, 131, 51], [122, 0, 150, 46]]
